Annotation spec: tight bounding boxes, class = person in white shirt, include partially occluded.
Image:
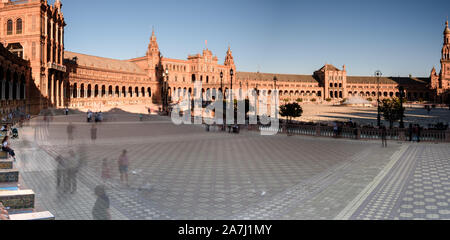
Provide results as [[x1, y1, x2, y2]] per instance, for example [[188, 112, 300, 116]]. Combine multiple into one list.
[[1, 136, 16, 161]]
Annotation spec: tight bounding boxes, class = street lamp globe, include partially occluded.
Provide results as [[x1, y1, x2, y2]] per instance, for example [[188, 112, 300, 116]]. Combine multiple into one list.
[[230, 69, 234, 76], [375, 70, 382, 77], [220, 71, 223, 79]]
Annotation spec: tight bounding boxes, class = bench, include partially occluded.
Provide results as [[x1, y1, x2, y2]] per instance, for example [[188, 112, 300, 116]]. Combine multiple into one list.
[[0, 182, 19, 191], [0, 189, 35, 210], [0, 151, 8, 160], [0, 159, 13, 169], [9, 211, 55, 220], [0, 169, 19, 183]]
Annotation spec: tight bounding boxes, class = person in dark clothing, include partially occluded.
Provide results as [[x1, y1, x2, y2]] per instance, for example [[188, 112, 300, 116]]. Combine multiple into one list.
[[417, 125, 421, 142], [55, 155, 66, 188], [381, 125, 387, 147], [91, 124, 97, 144], [65, 150, 81, 193], [92, 185, 111, 220], [408, 124, 413, 141], [2, 136, 16, 161]]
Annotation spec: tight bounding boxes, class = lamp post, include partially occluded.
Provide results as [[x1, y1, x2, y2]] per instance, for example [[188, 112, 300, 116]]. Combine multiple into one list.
[[375, 70, 382, 127], [399, 86, 405, 128], [220, 71, 223, 96], [162, 68, 169, 113], [273, 76, 278, 119], [230, 68, 234, 98]]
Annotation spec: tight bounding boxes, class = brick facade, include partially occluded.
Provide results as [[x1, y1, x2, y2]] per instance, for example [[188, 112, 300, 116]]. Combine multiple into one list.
[[0, 0, 449, 114]]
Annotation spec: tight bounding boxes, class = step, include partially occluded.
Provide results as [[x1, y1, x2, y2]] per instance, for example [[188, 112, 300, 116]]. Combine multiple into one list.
[[0, 182, 20, 191], [0, 169, 19, 183], [0, 159, 13, 169], [0, 189, 35, 210], [9, 211, 55, 220], [0, 151, 8, 160]]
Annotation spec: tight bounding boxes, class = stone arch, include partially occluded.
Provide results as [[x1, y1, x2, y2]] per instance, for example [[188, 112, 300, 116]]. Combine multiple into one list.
[[116, 86, 120, 97], [141, 87, 145, 97], [148, 87, 152, 97], [87, 84, 92, 98], [122, 86, 126, 97], [19, 74, 25, 99], [135, 87, 139, 97], [80, 83, 85, 98], [72, 83, 77, 98], [101, 85, 106, 97], [128, 86, 133, 97], [94, 84, 99, 97], [12, 72, 18, 100], [108, 85, 113, 96]]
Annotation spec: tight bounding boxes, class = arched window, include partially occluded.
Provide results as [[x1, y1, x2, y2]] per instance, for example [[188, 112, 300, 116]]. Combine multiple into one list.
[[16, 18, 22, 34], [7, 19, 13, 35]]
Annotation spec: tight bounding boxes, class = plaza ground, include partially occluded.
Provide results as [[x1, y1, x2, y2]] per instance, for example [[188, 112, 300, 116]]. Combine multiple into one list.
[[10, 109, 450, 220]]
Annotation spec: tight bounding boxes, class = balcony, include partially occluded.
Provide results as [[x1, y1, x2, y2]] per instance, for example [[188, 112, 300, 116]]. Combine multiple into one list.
[[47, 62, 66, 72]]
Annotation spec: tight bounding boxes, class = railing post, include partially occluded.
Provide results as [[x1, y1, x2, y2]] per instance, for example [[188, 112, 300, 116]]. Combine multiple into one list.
[[399, 129, 406, 141], [446, 130, 450, 142], [316, 124, 320, 137], [356, 127, 361, 140]]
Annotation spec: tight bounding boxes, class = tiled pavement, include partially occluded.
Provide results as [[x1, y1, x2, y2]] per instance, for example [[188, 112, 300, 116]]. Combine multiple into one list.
[[11, 114, 450, 219]]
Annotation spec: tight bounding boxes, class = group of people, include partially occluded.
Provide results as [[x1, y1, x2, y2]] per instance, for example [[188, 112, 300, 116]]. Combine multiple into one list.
[[408, 124, 422, 142], [87, 110, 103, 123], [100, 150, 129, 186], [55, 150, 83, 194]]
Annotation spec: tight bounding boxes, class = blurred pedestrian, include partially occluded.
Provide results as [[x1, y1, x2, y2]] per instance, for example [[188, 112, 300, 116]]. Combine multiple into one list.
[[55, 155, 66, 189], [67, 122, 75, 145], [118, 149, 129, 186], [65, 150, 81, 193], [91, 124, 97, 144], [0, 202, 10, 220], [101, 158, 111, 182], [92, 185, 111, 220], [381, 125, 387, 148]]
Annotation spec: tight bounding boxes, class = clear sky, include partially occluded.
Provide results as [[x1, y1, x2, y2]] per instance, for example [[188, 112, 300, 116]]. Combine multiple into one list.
[[58, 0, 449, 77]]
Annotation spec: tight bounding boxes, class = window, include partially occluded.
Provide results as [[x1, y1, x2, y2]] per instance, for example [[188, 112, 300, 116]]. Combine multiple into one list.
[[7, 19, 13, 35], [32, 42, 36, 60], [16, 18, 22, 34]]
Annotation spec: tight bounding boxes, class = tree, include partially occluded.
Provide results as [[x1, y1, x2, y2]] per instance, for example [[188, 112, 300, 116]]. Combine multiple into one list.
[[379, 98, 405, 129], [279, 102, 303, 123]]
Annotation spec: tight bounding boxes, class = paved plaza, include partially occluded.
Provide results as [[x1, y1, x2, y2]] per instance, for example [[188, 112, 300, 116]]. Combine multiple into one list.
[[10, 111, 450, 220], [298, 104, 450, 127]]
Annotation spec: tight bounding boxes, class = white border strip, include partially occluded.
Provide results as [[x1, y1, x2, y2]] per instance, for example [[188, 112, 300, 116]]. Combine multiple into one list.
[[334, 144, 409, 220]]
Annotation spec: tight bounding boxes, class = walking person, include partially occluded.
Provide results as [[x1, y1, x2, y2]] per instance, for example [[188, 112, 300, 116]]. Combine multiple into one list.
[[92, 185, 111, 220], [2, 136, 16, 161], [381, 125, 387, 148], [67, 122, 75, 145], [91, 124, 97, 144], [66, 150, 81, 193], [55, 155, 66, 189], [118, 149, 129, 186], [101, 158, 111, 183]]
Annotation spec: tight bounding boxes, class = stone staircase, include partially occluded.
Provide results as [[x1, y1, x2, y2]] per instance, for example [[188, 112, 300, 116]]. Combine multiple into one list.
[[0, 152, 54, 220]]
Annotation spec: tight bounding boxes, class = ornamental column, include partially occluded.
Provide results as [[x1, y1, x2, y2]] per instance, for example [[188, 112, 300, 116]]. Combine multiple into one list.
[[9, 80, 13, 100], [1, 80, 5, 100], [55, 78, 60, 107], [50, 73, 55, 105]]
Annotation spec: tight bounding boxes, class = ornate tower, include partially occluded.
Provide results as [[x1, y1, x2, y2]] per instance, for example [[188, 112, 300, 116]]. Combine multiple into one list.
[[224, 46, 235, 72], [440, 20, 450, 88], [146, 28, 161, 81]]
